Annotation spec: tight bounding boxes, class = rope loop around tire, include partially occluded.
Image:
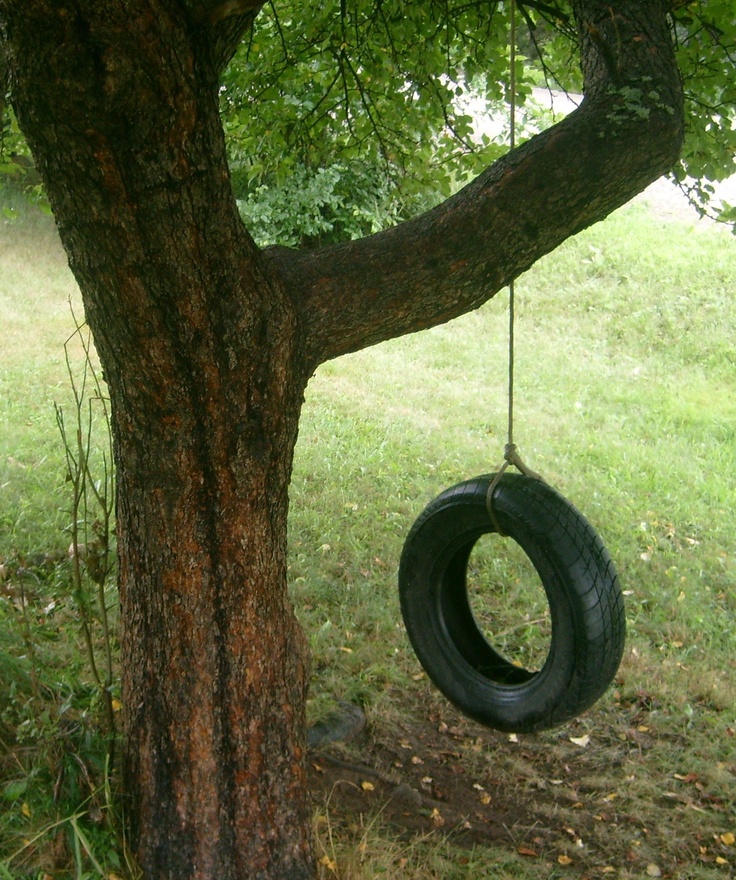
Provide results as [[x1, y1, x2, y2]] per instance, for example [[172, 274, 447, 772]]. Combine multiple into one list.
[[486, 443, 544, 535], [399, 472, 626, 733]]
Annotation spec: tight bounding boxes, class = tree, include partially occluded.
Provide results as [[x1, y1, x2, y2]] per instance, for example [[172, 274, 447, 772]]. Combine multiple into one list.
[[0, 1, 700, 877]]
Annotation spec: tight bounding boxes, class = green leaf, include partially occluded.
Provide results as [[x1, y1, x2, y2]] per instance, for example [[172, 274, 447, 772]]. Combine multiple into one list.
[[2, 779, 28, 802]]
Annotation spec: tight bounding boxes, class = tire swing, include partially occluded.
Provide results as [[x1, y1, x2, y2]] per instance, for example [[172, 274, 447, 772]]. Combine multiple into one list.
[[398, 469, 626, 733], [398, 0, 625, 733]]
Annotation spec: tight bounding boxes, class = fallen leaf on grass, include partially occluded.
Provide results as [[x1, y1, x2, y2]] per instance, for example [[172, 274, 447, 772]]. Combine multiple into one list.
[[720, 832, 735, 846], [430, 807, 445, 827], [360, 780, 374, 791], [646, 864, 662, 877], [557, 854, 573, 866], [517, 846, 538, 857], [569, 734, 590, 748], [673, 772, 698, 783]]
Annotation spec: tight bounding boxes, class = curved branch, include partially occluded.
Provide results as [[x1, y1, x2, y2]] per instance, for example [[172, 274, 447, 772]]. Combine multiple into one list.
[[268, 0, 684, 372]]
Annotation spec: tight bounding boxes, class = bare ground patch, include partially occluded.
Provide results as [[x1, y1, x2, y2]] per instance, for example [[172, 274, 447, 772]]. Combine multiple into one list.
[[308, 688, 736, 878]]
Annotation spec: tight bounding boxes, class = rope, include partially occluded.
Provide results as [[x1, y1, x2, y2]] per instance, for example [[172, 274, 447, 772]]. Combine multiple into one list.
[[486, 0, 544, 534]]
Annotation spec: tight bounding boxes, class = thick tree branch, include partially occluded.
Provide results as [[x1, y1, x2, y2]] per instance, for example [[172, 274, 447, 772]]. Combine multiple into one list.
[[270, 0, 683, 372]]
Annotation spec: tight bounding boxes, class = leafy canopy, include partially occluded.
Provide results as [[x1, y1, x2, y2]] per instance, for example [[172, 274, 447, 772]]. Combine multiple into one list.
[[221, 0, 736, 240], [3, 1, 735, 236]]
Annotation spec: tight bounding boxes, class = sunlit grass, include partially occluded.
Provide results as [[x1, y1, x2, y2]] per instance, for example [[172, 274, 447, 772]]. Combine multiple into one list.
[[293, 206, 736, 677], [0, 206, 86, 557]]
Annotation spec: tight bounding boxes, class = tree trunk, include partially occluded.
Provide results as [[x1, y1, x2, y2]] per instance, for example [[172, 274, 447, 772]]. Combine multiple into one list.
[[2, 3, 315, 877], [0, 1, 683, 878]]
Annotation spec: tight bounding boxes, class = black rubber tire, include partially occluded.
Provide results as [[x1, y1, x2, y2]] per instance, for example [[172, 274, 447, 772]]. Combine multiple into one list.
[[399, 472, 626, 733]]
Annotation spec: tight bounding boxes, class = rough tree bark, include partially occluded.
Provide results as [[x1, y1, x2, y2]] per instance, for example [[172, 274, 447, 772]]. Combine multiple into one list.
[[0, 1, 682, 878]]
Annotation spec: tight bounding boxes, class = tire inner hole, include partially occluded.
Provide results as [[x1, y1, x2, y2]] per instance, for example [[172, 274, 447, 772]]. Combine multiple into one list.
[[466, 534, 552, 673]]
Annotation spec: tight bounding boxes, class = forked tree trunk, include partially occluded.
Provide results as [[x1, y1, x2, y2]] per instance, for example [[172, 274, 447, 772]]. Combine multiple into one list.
[[0, 1, 683, 878]]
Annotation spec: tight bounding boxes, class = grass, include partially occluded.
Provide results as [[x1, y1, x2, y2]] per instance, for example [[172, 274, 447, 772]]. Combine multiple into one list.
[[0, 199, 89, 558], [1, 193, 735, 878]]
